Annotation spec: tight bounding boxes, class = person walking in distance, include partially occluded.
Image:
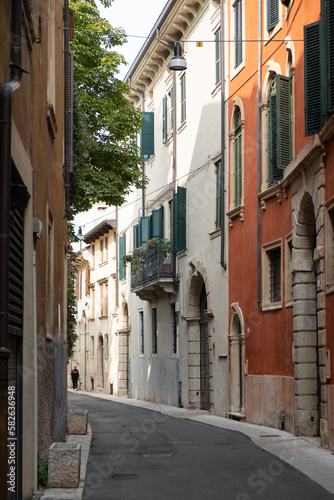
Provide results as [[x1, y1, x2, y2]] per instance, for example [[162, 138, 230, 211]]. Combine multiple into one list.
[[71, 366, 80, 390]]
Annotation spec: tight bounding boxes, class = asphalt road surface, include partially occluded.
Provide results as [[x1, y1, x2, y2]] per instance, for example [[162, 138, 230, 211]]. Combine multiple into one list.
[[68, 392, 334, 500]]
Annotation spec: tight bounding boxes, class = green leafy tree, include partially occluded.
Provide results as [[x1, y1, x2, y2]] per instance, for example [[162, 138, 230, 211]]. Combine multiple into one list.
[[70, 0, 145, 215]]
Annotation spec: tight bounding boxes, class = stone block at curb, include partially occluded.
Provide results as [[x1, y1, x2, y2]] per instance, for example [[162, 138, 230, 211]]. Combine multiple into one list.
[[48, 443, 81, 488], [67, 410, 88, 435]]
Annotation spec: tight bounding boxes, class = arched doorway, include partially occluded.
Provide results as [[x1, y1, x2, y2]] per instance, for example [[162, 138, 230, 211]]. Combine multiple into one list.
[[292, 193, 321, 436], [229, 303, 245, 417], [186, 257, 213, 411], [118, 301, 130, 396]]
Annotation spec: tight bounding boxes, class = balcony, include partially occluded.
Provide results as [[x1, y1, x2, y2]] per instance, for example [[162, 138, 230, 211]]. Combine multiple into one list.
[[129, 240, 176, 302]]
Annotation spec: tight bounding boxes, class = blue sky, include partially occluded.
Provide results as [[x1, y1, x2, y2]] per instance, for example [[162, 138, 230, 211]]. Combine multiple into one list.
[[97, 0, 168, 80]]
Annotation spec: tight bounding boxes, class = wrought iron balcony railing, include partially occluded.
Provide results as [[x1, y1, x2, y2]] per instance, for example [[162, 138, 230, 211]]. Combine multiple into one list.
[[131, 244, 173, 290]]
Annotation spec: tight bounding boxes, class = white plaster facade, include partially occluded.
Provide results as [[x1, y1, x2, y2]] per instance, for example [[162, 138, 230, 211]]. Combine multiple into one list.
[[117, 0, 230, 415]]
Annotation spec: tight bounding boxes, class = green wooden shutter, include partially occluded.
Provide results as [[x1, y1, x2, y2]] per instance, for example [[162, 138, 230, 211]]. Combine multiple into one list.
[[140, 216, 151, 246], [267, 0, 279, 31], [268, 77, 283, 187], [133, 224, 139, 249], [151, 207, 164, 240], [215, 162, 221, 229], [323, 0, 334, 114], [235, 0, 242, 68], [140, 112, 154, 157], [276, 74, 291, 169], [119, 234, 125, 281], [234, 132, 242, 207], [174, 187, 186, 253], [304, 22, 323, 135], [162, 95, 167, 143]]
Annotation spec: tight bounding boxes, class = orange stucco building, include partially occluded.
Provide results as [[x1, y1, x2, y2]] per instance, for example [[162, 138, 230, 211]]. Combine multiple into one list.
[[226, 0, 334, 449]]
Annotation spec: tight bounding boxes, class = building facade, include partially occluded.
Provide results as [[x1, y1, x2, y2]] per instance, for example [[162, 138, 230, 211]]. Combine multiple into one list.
[[70, 217, 125, 396], [117, 0, 229, 415], [0, 1, 71, 497], [226, 0, 334, 449]]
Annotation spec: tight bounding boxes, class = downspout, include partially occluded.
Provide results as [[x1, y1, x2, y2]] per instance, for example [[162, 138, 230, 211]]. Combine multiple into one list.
[[64, 0, 71, 217], [0, 0, 22, 495], [220, 0, 227, 269], [257, 0, 262, 310]]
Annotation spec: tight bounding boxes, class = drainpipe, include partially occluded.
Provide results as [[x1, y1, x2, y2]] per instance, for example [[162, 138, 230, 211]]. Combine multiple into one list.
[[257, 0, 262, 310], [220, 0, 226, 269], [0, 0, 23, 495], [64, 0, 71, 217]]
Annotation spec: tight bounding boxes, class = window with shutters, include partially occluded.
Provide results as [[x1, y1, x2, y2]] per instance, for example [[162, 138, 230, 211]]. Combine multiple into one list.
[[234, 109, 243, 207], [174, 186, 187, 253], [262, 240, 282, 311], [304, 0, 334, 136], [140, 112, 154, 158], [215, 161, 222, 230], [227, 100, 244, 224], [215, 28, 221, 85], [162, 88, 173, 143], [230, 0, 245, 79], [119, 234, 126, 281], [180, 74, 186, 124], [264, 0, 282, 41], [267, 74, 291, 188]]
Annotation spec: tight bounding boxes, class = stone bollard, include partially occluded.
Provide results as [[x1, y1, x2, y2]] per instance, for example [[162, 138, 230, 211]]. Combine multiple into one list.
[[67, 409, 88, 435], [48, 443, 81, 488]]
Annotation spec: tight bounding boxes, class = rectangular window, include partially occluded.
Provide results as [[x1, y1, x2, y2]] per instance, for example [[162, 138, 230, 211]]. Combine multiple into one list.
[[215, 161, 221, 229], [86, 265, 90, 296], [91, 336, 95, 357], [162, 95, 167, 143], [262, 241, 282, 310], [91, 287, 95, 318], [92, 244, 95, 267], [100, 282, 108, 317], [104, 236, 108, 261], [267, 0, 279, 31], [119, 234, 126, 280], [215, 29, 221, 85], [150, 206, 164, 240], [234, 0, 243, 68], [170, 86, 174, 134], [152, 308, 157, 354], [139, 310, 144, 355], [180, 74, 186, 123], [104, 334, 109, 358], [171, 303, 177, 354]]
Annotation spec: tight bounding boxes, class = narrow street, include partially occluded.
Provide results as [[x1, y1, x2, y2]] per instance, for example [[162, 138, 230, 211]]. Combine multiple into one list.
[[69, 393, 334, 500]]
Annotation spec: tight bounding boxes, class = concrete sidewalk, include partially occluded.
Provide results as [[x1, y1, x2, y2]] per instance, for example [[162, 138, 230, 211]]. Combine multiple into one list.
[[38, 389, 334, 498]]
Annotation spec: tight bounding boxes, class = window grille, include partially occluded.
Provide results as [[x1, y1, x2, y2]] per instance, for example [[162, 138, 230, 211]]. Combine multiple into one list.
[[269, 247, 281, 303]]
